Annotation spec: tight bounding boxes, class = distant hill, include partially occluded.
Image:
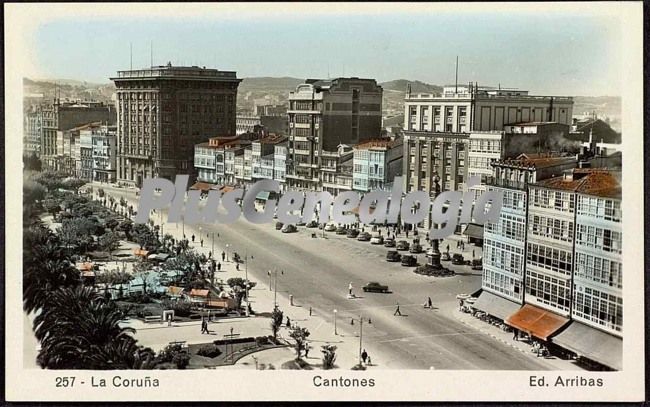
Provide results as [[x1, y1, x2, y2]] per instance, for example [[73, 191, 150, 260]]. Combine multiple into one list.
[[239, 77, 303, 92], [380, 79, 442, 95]]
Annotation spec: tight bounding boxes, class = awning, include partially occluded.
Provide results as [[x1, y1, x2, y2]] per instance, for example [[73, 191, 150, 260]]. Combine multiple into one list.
[[552, 322, 622, 370], [506, 304, 569, 341], [190, 182, 214, 192], [256, 191, 271, 200], [463, 223, 484, 240], [473, 291, 521, 320]]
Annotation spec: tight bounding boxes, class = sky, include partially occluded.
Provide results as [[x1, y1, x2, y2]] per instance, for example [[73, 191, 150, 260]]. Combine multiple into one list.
[[25, 5, 623, 96]]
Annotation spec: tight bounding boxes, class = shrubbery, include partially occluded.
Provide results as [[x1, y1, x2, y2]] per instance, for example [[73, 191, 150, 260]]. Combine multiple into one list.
[[196, 344, 222, 358]]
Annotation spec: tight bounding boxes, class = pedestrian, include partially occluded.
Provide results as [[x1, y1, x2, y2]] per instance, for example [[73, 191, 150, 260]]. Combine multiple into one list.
[[406, 229, 409, 238], [367, 355, 372, 366], [309, 306, 312, 316], [236, 263, 240, 271], [192, 234, 195, 243], [201, 318, 207, 334], [393, 302, 402, 316], [222, 251, 225, 261], [472, 249, 475, 258], [446, 244, 450, 253], [286, 316, 291, 328], [348, 282, 353, 295], [209, 251, 212, 258], [304, 344, 310, 358], [361, 349, 368, 364], [217, 262, 221, 271], [427, 296, 433, 308], [513, 329, 518, 341], [201, 239, 204, 247]]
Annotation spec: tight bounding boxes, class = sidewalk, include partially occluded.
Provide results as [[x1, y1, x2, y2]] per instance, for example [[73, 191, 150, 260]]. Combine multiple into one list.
[[96, 184, 395, 370], [450, 306, 586, 371]]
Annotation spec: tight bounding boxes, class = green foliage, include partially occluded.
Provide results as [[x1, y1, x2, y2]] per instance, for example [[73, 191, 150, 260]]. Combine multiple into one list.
[[270, 307, 284, 341], [24, 180, 47, 208], [95, 269, 133, 286], [161, 299, 192, 317], [98, 231, 121, 255], [196, 344, 222, 358], [156, 343, 190, 369], [288, 325, 310, 357], [23, 225, 81, 314], [23, 153, 42, 171], [227, 277, 246, 289], [321, 345, 337, 370]]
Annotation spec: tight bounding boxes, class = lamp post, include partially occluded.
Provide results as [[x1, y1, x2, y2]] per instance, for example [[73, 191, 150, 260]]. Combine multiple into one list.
[[245, 251, 249, 316], [429, 174, 443, 270], [225, 244, 230, 262], [211, 232, 215, 256], [334, 309, 338, 335]]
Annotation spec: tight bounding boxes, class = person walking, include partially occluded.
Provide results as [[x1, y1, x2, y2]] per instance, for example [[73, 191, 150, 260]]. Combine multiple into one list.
[[361, 349, 368, 364], [200, 239, 204, 247], [191, 234, 196, 243], [427, 296, 433, 309], [348, 282, 353, 296], [304, 343, 310, 358], [222, 251, 225, 262], [236, 263, 240, 271], [472, 249, 475, 259], [286, 316, 291, 328], [393, 302, 402, 316], [446, 244, 450, 253], [513, 329, 518, 341], [367, 355, 372, 366], [201, 318, 208, 334], [217, 262, 221, 271]]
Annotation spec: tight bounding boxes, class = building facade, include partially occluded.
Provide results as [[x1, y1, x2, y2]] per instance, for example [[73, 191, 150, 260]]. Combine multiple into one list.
[[352, 138, 403, 192], [111, 63, 240, 187], [236, 115, 262, 135], [404, 84, 573, 133], [286, 77, 383, 190], [89, 125, 118, 183]]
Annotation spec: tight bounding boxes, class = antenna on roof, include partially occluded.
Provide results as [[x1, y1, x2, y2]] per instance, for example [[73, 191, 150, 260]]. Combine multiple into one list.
[[455, 56, 459, 94]]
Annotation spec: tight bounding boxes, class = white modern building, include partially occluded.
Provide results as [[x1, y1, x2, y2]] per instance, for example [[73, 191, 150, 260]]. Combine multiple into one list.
[[352, 138, 403, 192]]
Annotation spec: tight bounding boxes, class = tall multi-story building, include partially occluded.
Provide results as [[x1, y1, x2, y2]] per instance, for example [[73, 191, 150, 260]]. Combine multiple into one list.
[[111, 63, 241, 187], [40, 100, 115, 170], [286, 78, 383, 190], [480, 154, 578, 311], [404, 84, 573, 133], [251, 135, 288, 181], [352, 138, 403, 192], [273, 142, 288, 188], [88, 125, 118, 183], [24, 108, 42, 155]]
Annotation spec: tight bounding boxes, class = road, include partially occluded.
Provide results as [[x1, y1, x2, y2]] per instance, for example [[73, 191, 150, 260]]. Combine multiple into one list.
[[97, 184, 548, 370]]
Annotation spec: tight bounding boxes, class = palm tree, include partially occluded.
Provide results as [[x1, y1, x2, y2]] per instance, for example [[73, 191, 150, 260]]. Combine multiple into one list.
[[34, 286, 139, 369], [23, 226, 80, 314]]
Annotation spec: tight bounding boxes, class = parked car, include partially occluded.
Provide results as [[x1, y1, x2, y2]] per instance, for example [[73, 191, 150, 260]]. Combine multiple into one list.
[[296, 221, 306, 227], [471, 258, 482, 270], [362, 282, 389, 293], [401, 255, 417, 267], [336, 226, 348, 235], [396, 240, 410, 251], [357, 232, 371, 241], [346, 229, 360, 238], [281, 224, 297, 233], [441, 252, 451, 261], [275, 222, 284, 230], [383, 237, 396, 247], [370, 235, 384, 245], [452, 253, 466, 265], [306, 220, 319, 228], [409, 242, 423, 254], [324, 223, 337, 232], [386, 250, 401, 262]]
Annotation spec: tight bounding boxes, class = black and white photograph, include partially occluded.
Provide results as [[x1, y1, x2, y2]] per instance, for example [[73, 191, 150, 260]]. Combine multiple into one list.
[[5, 2, 645, 402]]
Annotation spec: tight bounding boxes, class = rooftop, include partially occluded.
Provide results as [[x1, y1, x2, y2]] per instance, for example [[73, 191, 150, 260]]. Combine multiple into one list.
[[111, 63, 240, 82], [493, 153, 576, 169], [257, 134, 288, 145], [354, 138, 398, 150], [533, 169, 621, 198]]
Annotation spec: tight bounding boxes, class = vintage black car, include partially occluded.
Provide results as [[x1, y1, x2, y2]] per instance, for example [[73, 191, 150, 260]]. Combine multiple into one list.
[[409, 242, 423, 254], [452, 253, 466, 265], [346, 229, 360, 238], [362, 282, 389, 293], [275, 222, 284, 230], [386, 250, 401, 262], [336, 226, 348, 235], [471, 258, 482, 270], [306, 221, 319, 228], [281, 224, 297, 233], [441, 252, 452, 261], [383, 237, 396, 248], [357, 232, 371, 241], [401, 255, 417, 266], [396, 240, 410, 251]]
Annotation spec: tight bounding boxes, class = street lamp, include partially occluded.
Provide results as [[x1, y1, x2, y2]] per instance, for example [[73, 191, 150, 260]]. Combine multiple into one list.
[[225, 244, 230, 262], [334, 309, 338, 335]]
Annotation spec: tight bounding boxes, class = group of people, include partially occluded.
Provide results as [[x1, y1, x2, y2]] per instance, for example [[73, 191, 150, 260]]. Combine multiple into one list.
[[361, 349, 372, 366]]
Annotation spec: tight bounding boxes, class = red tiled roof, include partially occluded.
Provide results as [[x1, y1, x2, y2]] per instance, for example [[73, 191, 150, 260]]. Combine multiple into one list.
[[534, 169, 621, 199], [190, 289, 210, 297]]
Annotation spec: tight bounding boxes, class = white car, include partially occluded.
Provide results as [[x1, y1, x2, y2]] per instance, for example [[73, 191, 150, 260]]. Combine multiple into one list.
[[324, 223, 337, 232], [370, 235, 384, 245]]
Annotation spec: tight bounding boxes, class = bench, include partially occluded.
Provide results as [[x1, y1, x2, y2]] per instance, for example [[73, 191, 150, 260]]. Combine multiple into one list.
[[144, 315, 162, 323]]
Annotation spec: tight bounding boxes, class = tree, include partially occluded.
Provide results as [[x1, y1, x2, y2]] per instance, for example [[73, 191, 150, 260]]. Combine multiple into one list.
[[321, 345, 337, 370], [43, 199, 62, 218], [270, 307, 283, 341], [23, 226, 81, 314], [23, 180, 46, 208], [98, 232, 121, 260], [288, 325, 310, 358], [34, 286, 139, 369], [57, 218, 98, 254]]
